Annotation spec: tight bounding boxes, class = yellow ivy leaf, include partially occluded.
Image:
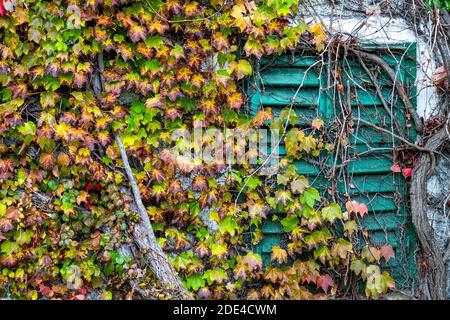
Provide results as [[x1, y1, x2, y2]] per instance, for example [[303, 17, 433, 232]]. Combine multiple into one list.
[[270, 246, 288, 264]]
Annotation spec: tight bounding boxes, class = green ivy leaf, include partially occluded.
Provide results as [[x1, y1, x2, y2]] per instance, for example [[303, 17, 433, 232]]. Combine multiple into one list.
[[300, 187, 320, 208], [218, 217, 239, 236], [186, 274, 206, 291], [280, 216, 299, 232]]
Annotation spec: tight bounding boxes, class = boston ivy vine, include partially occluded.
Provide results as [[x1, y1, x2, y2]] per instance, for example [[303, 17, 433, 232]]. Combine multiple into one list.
[[0, 0, 395, 300]]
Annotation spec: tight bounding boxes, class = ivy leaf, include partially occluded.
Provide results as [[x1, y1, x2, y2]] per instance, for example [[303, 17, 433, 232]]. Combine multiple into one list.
[[350, 259, 366, 276], [0, 98, 24, 116], [344, 220, 358, 235], [321, 203, 342, 223], [232, 59, 253, 80], [291, 176, 309, 194], [47, 180, 59, 191], [402, 167, 413, 179], [212, 32, 229, 51], [241, 252, 262, 271], [314, 245, 331, 264], [280, 216, 299, 232], [203, 268, 227, 285], [380, 245, 395, 263], [145, 35, 164, 48], [390, 162, 402, 173], [332, 238, 353, 259], [309, 23, 327, 51], [142, 59, 162, 75], [17, 121, 36, 136], [39, 153, 55, 170], [246, 176, 261, 190], [186, 274, 206, 291], [316, 274, 334, 293], [274, 189, 292, 206], [311, 118, 324, 129], [244, 37, 264, 59], [194, 241, 209, 258], [210, 243, 228, 259], [300, 187, 320, 208], [14, 229, 33, 245], [128, 24, 146, 43], [270, 246, 288, 264], [345, 200, 368, 217], [218, 217, 239, 236], [380, 271, 396, 291], [171, 45, 184, 60], [192, 176, 208, 192], [227, 92, 244, 109], [57, 153, 70, 167], [1, 241, 19, 255], [362, 246, 381, 263]]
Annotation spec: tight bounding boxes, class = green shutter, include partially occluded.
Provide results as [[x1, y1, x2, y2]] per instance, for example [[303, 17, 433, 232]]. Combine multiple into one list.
[[250, 44, 418, 289]]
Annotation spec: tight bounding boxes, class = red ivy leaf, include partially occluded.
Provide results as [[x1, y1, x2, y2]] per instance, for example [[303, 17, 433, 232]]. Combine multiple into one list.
[[0, 1, 5, 16], [390, 162, 402, 173], [345, 200, 368, 217], [380, 245, 395, 263], [316, 274, 334, 293], [402, 167, 413, 179]]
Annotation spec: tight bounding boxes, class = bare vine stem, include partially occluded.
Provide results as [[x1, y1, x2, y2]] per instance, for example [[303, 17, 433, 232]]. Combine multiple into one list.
[[355, 54, 405, 137], [350, 48, 424, 133]]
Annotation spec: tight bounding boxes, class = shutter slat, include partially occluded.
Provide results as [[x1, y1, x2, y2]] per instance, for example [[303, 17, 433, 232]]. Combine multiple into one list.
[[260, 56, 318, 67], [261, 68, 320, 87], [347, 157, 393, 174], [360, 213, 405, 231], [352, 194, 398, 212], [261, 220, 284, 234], [341, 174, 398, 194], [252, 88, 320, 106]]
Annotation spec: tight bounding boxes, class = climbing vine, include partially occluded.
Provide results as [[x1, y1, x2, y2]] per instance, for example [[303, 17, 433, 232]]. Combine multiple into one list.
[[0, 0, 397, 300]]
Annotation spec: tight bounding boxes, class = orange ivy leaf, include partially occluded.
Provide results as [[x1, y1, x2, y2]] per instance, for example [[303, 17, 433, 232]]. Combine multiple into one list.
[[39, 153, 55, 170], [227, 92, 244, 109], [345, 200, 368, 217], [128, 24, 147, 43], [312, 118, 324, 129], [212, 32, 229, 52], [241, 252, 263, 271]]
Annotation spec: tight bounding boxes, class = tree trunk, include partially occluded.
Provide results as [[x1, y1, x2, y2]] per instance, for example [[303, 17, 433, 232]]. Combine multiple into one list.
[[115, 135, 193, 299], [93, 52, 192, 300], [410, 127, 448, 299]]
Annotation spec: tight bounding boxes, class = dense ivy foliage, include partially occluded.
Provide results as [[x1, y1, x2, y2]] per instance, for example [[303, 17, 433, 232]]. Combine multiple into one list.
[[427, 0, 450, 10], [0, 0, 395, 300]]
